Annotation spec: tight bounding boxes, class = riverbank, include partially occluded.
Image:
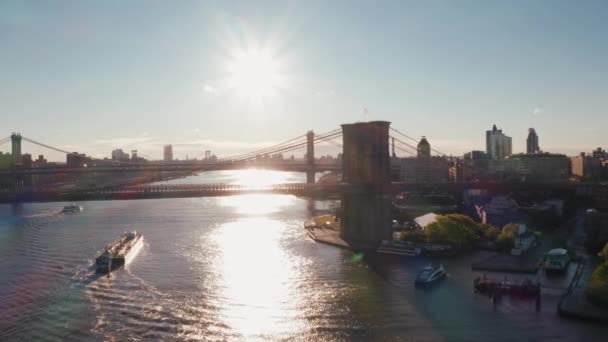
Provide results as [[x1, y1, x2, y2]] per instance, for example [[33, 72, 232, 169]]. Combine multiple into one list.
[[558, 259, 608, 322], [304, 215, 376, 251], [559, 291, 608, 322]]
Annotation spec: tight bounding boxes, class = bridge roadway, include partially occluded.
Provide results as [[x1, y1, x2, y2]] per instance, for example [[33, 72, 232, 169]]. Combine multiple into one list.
[[0, 161, 341, 176], [1, 180, 606, 203]]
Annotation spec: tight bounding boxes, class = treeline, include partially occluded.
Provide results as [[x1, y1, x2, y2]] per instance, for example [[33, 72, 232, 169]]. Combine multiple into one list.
[[399, 214, 528, 251]]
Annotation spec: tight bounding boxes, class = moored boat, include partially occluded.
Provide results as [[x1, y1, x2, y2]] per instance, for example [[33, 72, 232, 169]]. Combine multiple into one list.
[[474, 276, 540, 298], [415, 264, 446, 287], [377, 240, 422, 256], [95, 231, 143, 274]]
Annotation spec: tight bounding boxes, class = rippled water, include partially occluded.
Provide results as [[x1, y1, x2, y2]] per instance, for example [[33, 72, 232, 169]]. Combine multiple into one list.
[[1, 171, 606, 341]]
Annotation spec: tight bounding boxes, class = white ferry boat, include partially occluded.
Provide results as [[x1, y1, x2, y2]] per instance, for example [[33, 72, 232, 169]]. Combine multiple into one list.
[[415, 264, 446, 287], [62, 204, 82, 213]]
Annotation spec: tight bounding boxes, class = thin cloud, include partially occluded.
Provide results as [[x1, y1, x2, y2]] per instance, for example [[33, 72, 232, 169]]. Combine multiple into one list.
[[532, 107, 543, 116], [94, 136, 154, 146], [203, 84, 218, 95]]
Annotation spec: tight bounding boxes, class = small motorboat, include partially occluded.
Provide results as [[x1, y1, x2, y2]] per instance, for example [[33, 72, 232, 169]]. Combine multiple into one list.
[[62, 204, 82, 213], [415, 264, 446, 287]]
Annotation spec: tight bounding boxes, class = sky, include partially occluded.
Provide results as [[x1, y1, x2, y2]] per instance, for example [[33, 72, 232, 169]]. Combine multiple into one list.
[[1, 0, 607, 161]]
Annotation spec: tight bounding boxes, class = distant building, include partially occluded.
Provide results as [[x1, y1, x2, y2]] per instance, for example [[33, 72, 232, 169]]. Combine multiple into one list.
[[163, 145, 173, 162], [526, 128, 540, 154], [571, 153, 602, 180], [493, 154, 570, 181], [111, 149, 130, 161], [417, 136, 431, 158], [457, 153, 569, 181], [21, 154, 33, 168], [485, 124, 512, 159], [66, 152, 89, 168], [592, 147, 607, 159], [398, 137, 449, 182], [34, 155, 47, 167], [464, 150, 488, 160]]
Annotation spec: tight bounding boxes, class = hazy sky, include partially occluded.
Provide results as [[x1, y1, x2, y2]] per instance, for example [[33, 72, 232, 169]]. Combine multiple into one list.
[[1, 0, 607, 160]]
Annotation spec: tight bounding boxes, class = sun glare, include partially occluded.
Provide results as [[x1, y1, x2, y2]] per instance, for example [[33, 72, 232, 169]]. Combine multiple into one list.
[[227, 48, 284, 101]]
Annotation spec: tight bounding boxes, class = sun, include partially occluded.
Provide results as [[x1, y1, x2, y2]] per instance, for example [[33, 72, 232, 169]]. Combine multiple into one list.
[[226, 47, 284, 101]]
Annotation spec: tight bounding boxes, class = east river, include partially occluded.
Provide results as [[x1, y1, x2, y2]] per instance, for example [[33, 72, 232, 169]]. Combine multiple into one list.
[[1, 170, 606, 341]]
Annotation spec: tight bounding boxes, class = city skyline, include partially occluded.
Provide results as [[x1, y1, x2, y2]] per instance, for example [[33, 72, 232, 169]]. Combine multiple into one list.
[[2, 1, 607, 160]]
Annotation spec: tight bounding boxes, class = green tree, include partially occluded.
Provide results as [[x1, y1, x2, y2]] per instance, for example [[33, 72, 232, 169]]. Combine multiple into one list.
[[495, 223, 519, 250], [599, 242, 608, 260]]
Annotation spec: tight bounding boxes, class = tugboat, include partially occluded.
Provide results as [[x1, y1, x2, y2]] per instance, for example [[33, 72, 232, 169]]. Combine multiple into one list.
[[62, 204, 82, 213], [415, 264, 446, 287], [95, 231, 143, 274]]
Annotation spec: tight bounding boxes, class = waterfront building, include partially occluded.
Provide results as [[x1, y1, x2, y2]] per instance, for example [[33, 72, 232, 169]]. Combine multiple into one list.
[[163, 145, 173, 162], [413, 213, 438, 230], [485, 124, 512, 159], [526, 128, 540, 154], [585, 208, 608, 252], [512, 224, 536, 256]]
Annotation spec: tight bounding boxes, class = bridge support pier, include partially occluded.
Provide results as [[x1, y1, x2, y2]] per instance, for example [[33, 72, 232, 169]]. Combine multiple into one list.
[[306, 130, 315, 184], [339, 121, 392, 245]]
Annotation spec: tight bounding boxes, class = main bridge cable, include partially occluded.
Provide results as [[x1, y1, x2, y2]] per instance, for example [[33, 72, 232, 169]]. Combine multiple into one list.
[[218, 129, 341, 164], [0, 137, 11, 146], [21, 136, 72, 155], [390, 135, 419, 154], [390, 127, 446, 157], [217, 133, 309, 163], [218, 131, 342, 165]]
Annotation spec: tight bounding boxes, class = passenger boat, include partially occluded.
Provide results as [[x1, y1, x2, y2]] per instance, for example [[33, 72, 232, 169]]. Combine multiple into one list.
[[474, 276, 540, 298], [95, 231, 143, 274], [377, 240, 422, 256], [62, 204, 82, 213], [415, 264, 446, 287]]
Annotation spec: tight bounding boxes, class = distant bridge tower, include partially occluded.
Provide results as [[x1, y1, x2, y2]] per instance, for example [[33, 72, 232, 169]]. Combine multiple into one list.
[[11, 133, 22, 165], [340, 121, 392, 245], [306, 130, 315, 184]]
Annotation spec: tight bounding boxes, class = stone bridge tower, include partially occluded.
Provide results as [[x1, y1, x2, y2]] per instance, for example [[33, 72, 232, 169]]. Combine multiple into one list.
[[340, 121, 392, 245]]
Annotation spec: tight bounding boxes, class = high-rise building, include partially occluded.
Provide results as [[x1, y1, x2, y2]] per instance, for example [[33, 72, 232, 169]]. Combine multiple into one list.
[[485, 125, 512, 159], [526, 128, 540, 154], [163, 145, 173, 162]]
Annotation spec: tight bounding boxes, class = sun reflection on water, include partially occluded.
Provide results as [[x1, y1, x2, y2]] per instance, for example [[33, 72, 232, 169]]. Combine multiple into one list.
[[212, 218, 305, 340]]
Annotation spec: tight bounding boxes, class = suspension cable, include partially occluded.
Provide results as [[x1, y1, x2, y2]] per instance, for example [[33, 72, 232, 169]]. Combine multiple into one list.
[[21, 136, 72, 154], [390, 127, 446, 156]]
